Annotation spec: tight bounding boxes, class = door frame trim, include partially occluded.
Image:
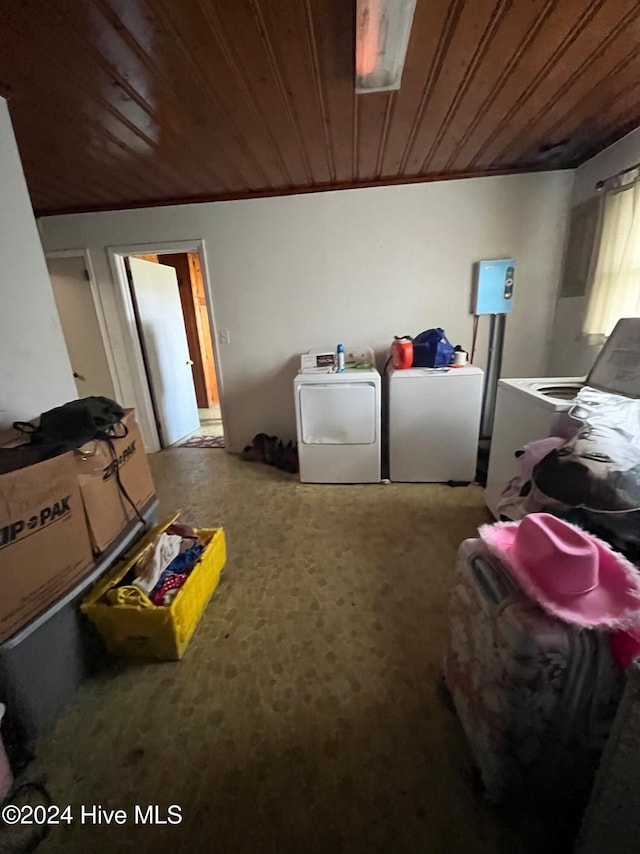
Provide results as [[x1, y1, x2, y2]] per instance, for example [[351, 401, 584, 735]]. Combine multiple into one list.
[[45, 248, 124, 405], [107, 240, 225, 454]]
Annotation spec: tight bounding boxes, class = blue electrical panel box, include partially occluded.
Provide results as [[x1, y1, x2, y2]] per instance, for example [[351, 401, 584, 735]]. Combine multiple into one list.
[[472, 259, 516, 315]]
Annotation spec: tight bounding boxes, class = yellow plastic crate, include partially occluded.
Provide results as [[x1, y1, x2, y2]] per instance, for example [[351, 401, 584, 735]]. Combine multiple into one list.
[[81, 515, 226, 660]]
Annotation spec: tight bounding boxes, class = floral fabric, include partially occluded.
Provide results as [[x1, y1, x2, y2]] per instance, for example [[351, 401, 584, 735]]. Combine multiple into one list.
[[444, 539, 623, 803]]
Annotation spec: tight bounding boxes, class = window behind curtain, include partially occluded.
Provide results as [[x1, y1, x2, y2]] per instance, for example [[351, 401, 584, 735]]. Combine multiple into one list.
[[560, 197, 600, 299], [583, 179, 640, 343]]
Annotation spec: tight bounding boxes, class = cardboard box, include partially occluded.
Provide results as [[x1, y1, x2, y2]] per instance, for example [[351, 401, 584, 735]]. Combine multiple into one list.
[[0, 452, 94, 643], [74, 410, 156, 554], [74, 409, 155, 552]]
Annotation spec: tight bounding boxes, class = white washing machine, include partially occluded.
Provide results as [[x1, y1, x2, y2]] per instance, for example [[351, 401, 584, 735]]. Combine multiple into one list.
[[388, 366, 484, 482], [294, 368, 381, 483], [485, 377, 584, 518], [484, 319, 640, 518]]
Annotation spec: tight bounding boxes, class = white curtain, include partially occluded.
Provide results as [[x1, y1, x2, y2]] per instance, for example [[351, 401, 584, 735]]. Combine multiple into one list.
[[583, 179, 640, 342]]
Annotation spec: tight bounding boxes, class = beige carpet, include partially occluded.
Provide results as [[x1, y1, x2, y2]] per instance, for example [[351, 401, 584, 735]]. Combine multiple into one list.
[[25, 452, 555, 853]]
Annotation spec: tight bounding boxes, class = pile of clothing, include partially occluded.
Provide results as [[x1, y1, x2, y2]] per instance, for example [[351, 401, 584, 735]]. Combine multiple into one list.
[[498, 387, 640, 561], [105, 523, 205, 608]]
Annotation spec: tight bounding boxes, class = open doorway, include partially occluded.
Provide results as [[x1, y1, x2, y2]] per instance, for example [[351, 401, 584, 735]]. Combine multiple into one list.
[[131, 252, 222, 442], [106, 240, 226, 454], [123, 250, 225, 449]]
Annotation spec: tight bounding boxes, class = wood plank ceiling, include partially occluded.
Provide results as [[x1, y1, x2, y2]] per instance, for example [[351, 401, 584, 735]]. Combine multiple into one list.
[[1, 0, 639, 215]]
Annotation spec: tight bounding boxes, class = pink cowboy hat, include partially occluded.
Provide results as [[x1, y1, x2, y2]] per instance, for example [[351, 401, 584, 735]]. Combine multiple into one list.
[[479, 513, 640, 629]]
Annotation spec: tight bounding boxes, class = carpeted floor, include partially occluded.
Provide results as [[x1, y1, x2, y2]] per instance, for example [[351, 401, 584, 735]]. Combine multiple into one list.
[[25, 451, 556, 853]]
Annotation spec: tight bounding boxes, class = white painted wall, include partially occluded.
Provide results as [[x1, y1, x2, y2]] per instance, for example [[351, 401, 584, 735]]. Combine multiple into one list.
[[0, 98, 76, 426], [39, 171, 573, 452], [548, 127, 640, 375], [47, 256, 116, 400]]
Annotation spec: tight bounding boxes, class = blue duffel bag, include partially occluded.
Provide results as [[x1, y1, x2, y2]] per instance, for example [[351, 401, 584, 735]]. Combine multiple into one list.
[[411, 328, 455, 368]]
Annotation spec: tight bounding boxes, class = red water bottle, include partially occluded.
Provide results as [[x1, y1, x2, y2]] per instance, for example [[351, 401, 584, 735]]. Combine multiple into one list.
[[392, 336, 413, 369]]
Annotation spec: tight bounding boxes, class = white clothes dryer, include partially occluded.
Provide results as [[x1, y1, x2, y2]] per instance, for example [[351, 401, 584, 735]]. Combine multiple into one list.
[[294, 368, 381, 483]]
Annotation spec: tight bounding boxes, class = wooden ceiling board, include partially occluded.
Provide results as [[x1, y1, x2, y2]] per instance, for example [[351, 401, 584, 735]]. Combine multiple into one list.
[[483, 0, 640, 167], [117, 0, 266, 190], [2, 4, 227, 204], [257, 0, 335, 186], [498, 25, 640, 167], [207, 0, 315, 188], [453, 0, 601, 169], [402, 0, 510, 175], [377, 0, 453, 177], [50, 0, 248, 196], [425, 0, 558, 174], [355, 92, 390, 182], [564, 74, 640, 167], [0, 0, 639, 215], [309, 0, 355, 183], [196, 1, 300, 186], [92, 0, 237, 190], [42, 6, 173, 167], [12, 100, 163, 203]]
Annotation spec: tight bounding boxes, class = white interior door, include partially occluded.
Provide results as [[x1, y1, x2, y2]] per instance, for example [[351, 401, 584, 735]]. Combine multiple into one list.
[[47, 256, 115, 399], [128, 257, 199, 447]]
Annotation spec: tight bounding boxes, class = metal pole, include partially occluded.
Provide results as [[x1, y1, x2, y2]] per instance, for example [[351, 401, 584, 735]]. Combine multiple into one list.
[[480, 313, 506, 439]]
